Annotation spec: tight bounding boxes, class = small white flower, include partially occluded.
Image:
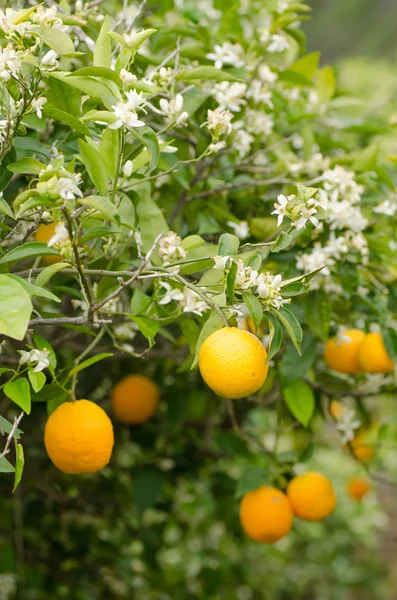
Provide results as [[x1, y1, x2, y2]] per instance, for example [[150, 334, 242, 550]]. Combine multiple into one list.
[[206, 42, 244, 69], [255, 272, 287, 309], [245, 109, 274, 136], [208, 141, 226, 153], [212, 255, 230, 270], [227, 220, 250, 240], [41, 49, 59, 67], [109, 90, 146, 130], [206, 108, 233, 136], [158, 281, 184, 305], [32, 97, 47, 119], [158, 231, 187, 265], [272, 194, 290, 227], [57, 177, 83, 201], [374, 199, 397, 216], [159, 94, 188, 127], [335, 406, 361, 444], [19, 348, 50, 372], [179, 288, 209, 316], [267, 34, 289, 53], [257, 64, 278, 85], [235, 259, 258, 290], [47, 221, 69, 248], [119, 69, 137, 85], [123, 160, 133, 178], [293, 202, 320, 231], [214, 82, 247, 113]]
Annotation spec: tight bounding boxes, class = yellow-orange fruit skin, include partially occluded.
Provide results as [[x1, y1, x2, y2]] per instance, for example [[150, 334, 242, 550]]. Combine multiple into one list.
[[112, 374, 159, 424], [287, 472, 336, 522], [347, 478, 371, 501], [324, 329, 365, 375], [44, 400, 114, 474], [35, 222, 62, 265], [199, 327, 268, 399], [239, 486, 293, 543], [351, 430, 376, 464], [358, 332, 394, 374]]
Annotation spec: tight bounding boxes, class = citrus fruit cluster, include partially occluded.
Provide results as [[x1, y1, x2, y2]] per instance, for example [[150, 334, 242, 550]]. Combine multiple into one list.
[[240, 471, 336, 544], [324, 329, 394, 375], [329, 400, 377, 464], [44, 374, 159, 474]]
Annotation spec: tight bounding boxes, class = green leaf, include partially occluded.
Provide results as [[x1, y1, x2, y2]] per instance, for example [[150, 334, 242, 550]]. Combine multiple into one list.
[[31, 25, 75, 55], [130, 288, 151, 315], [317, 65, 335, 103], [271, 306, 302, 354], [179, 316, 200, 353], [50, 72, 118, 106], [28, 370, 46, 393], [226, 261, 237, 305], [46, 76, 81, 117], [191, 312, 224, 369], [291, 52, 320, 78], [4, 378, 31, 415], [266, 312, 283, 360], [176, 66, 243, 82], [242, 291, 263, 331], [35, 262, 70, 287], [129, 127, 160, 173], [78, 195, 118, 223], [69, 353, 113, 376], [7, 157, 46, 175], [0, 416, 22, 440], [303, 290, 331, 341], [132, 467, 166, 514], [0, 456, 14, 473], [31, 383, 67, 404], [283, 380, 315, 427], [0, 275, 32, 341], [79, 226, 117, 244], [6, 275, 61, 304], [180, 235, 206, 251], [235, 466, 269, 498], [272, 231, 293, 253], [78, 139, 109, 194], [100, 127, 120, 184], [131, 316, 160, 342], [43, 105, 91, 137], [280, 336, 317, 386], [218, 233, 239, 256], [94, 16, 111, 68], [0, 242, 59, 266], [137, 184, 169, 254], [0, 195, 13, 218], [12, 442, 24, 492], [70, 66, 121, 84], [382, 328, 397, 362]]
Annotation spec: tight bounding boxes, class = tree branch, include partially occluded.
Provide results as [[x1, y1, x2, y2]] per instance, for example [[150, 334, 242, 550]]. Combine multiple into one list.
[[0, 412, 24, 461]]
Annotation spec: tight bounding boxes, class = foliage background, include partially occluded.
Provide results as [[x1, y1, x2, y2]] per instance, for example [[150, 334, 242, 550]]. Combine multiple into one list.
[[1, 1, 397, 600]]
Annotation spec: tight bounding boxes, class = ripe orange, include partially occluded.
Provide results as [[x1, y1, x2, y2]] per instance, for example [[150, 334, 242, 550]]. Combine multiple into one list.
[[35, 222, 63, 265], [241, 317, 264, 337], [287, 472, 336, 521], [358, 332, 394, 374], [240, 486, 293, 543], [351, 428, 376, 463], [112, 374, 159, 424], [324, 329, 365, 374], [44, 400, 114, 474], [347, 477, 371, 501], [199, 327, 268, 399]]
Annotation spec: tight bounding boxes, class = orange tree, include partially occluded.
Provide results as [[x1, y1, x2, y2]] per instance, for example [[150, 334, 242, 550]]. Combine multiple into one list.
[[0, 0, 396, 598]]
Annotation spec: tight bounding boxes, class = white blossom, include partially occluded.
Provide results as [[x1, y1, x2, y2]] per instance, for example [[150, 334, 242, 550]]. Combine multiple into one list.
[[214, 82, 247, 113], [235, 260, 258, 290], [47, 222, 69, 248], [57, 177, 83, 201], [374, 199, 397, 216], [233, 127, 253, 156], [246, 80, 273, 107], [245, 109, 273, 136], [257, 64, 278, 84], [272, 194, 290, 227], [158, 281, 184, 305], [0, 44, 22, 81], [206, 42, 244, 69], [227, 220, 250, 239], [119, 69, 137, 85], [179, 288, 209, 316], [208, 141, 226, 153], [267, 34, 289, 53], [158, 231, 187, 265], [32, 97, 47, 119], [206, 108, 233, 136], [123, 160, 133, 178], [293, 200, 321, 231], [19, 348, 50, 372], [41, 49, 59, 67], [159, 94, 189, 126], [212, 255, 230, 270], [334, 406, 361, 444], [256, 272, 287, 309], [110, 90, 146, 130], [296, 243, 332, 281]]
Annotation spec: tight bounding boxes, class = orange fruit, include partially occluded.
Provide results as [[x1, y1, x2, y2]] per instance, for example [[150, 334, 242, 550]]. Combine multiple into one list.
[[351, 428, 376, 463], [324, 329, 365, 374], [112, 374, 159, 424], [44, 400, 114, 474], [358, 332, 394, 374], [329, 400, 344, 419], [347, 477, 371, 501], [287, 472, 336, 521], [35, 222, 64, 265], [241, 317, 264, 337], [240, 486, 293, 543], [199, 327, 268, 399]]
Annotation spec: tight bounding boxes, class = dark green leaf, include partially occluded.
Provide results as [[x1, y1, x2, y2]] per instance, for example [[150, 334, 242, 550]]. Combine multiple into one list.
[[0, 242, 59, 266], [12, 442, 24, 492], [78, 140, 109, 194], [0, 416, 22, 440], [191, 311, 224, 369], [69, 353, 113, 376], [242, 291, 263, 331], [4, 378, 31, 414], [226, 261, 237, 305], [283, 379, 315, 427], [132, 468, 166, 514], [235, 466, 269, 498]]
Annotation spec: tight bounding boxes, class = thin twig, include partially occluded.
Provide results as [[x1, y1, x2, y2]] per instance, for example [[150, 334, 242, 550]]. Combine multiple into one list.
[[186, 176, 292, 202], [0, 412, 24, 461], [28, 317, 112, 327]]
